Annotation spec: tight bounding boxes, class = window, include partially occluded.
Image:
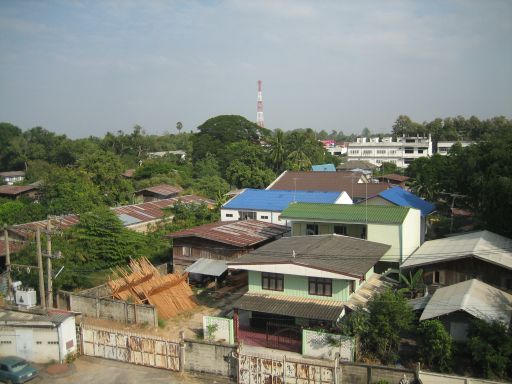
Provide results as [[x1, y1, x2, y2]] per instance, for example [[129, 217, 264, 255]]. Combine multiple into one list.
[[262, 273, 284, 291], [239, 211, 256, 220], [48, 341, 59, 345], [308, 277, 332, 296], [363, 150, 372, 155], [389, 150, 396, 155], [405, 148, 414, 154], [36, 341, 42, 345], [260, 215, 269, 220], [0, 341, 12, 344], [404, 158, 414, 164], [376, 159, 382, 164], [424, 271, 443, 285], [376, 149, 386, 154], [306, 224, 318, 235], [334, 225, 347, 235], [418, 149, 424, 154], [182, 246, 191, 257], [225, 213, 233, 218], [349, 150, 360, 154]]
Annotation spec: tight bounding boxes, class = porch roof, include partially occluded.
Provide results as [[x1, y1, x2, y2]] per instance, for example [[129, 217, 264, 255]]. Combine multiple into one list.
[[234, 292, 344, 322], [185, 258, 228, 277]]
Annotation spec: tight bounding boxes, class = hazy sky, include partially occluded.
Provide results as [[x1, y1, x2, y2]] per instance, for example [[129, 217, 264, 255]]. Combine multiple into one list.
[[0, 1, 511, 138]]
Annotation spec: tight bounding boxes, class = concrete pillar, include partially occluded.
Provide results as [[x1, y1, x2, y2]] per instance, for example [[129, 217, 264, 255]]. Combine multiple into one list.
[[179, 330, 185, 374], [233, 308, 239, 342]]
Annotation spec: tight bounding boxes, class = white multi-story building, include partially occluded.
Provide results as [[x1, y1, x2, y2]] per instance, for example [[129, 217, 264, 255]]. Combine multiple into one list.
[[436, 141, 474, 155], [347, 136, 433, 168]]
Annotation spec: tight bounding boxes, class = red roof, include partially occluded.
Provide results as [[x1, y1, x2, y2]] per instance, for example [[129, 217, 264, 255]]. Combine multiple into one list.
[[0, 185, 37, 196], [136, 184, 183, 196], [167, 220, 289, 247]]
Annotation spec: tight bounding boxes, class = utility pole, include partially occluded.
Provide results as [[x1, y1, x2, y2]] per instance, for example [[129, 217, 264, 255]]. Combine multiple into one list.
[[36, 227, 46, 309], [46, 219, 53, 308], [3, 225, 12, 301]]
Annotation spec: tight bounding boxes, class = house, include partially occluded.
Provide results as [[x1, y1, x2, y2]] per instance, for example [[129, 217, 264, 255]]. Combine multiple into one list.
[[148, 150, 186, 160], [320, 140, 348, 157], [227, 234, 390, 352], [361, 186, 435, 243], [266, 171, 391, 203], [0, 171, 25, 185], [167, 220, 289, 273], [221, 189, 352, 226], [280, 202, 421, 269], [375, 174, 410, 188], [401, 230, 512, 293], [135, 184, 183, 202], [436, 141, 474, 155], [0, 308, 77, 363], [336, 160, 377, 174], [347, 135, 433, 168], [311, 164, 336, 172], [419, 279, 512, 341], [0, 185, 38, 200]]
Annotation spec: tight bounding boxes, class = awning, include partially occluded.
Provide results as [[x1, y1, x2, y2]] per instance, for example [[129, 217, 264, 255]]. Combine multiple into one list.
[[185, 258, 228, 277], [233, 293, 344, 322]]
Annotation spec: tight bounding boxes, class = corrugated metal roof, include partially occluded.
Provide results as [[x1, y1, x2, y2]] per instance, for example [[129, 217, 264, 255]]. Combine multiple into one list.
[[223, 189, 342, 211], [167, 220, 289, 247], [311, 164, 336, 172], [267, 171, 391, 198], [377, 174, 410, 182], [376, 187, 435, 217], [280, 202, 411, 224], [233, 292, 344, 321], [229, 234, 390, 277], [402, 230, 512, 270], [420, 279, 512, 325], [0, 308, 74, 326], [0, 185, 37, 196], [336, 161, 377, 170], [186, 258, 228, 277], [0, 171, 25, 177], [136, 184, 183, 196]]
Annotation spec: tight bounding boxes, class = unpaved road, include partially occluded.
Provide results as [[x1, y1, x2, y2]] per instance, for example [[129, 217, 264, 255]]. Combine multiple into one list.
[[35, 356, 231, 384]]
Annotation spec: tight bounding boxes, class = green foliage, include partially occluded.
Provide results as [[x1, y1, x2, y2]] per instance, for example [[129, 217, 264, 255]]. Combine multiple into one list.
[[467, 319, 512, 379], [191, 176, 230, 199], [40, 167, 104, 215], [398, 269, 424, 299], [0, 200, 47, 225], [206, 323, 219, 341], [418, 320, 453, 372]]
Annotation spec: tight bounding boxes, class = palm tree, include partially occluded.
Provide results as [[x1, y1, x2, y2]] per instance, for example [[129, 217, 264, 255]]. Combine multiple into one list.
[[176, 121, 183, 134], [268, 129, 286, 172], [287, 132, 312, 170]]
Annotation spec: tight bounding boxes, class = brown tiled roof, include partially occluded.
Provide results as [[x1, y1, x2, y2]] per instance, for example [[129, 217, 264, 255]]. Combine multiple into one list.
[[167, 220, 289, 247], [233, 293, 344, 321], [377, 174, 410, 182], [267, 171, 392, 198], [229, 234, 390, 278], [136, 184, 183, 196], [0, 185, 37, 196]]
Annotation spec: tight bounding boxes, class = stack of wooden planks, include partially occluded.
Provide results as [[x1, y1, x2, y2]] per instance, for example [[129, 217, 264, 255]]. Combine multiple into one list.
[[107, 257, 197, 319]]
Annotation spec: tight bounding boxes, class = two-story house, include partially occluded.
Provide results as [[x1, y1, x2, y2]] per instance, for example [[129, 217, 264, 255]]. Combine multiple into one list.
[[221, 189, 352, 226], [227, 234, 390, 352], [280, 202, 421, 270]]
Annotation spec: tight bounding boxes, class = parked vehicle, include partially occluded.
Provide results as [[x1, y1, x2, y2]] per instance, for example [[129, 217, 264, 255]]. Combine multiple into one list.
[[0, 356, 38, 384]]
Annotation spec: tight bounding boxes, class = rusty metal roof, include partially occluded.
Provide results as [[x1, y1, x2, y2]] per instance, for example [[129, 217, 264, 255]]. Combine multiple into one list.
[[233, 292, 344, 321], [167, 220, 289, 247], [267, 171, 392, 198], [0, 185, 37, 196], [136, 183, 183, 196], [0, 171, 25, 177], [377, 174, 410, 182]]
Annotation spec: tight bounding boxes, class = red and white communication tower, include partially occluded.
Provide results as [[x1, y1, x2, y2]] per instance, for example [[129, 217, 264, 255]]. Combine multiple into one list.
[[256, 80, 265, 128]]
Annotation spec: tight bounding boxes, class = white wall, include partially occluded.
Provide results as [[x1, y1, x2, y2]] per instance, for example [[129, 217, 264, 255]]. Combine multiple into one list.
[[59, 316, 77, 360], [221, 209, 289, 226]]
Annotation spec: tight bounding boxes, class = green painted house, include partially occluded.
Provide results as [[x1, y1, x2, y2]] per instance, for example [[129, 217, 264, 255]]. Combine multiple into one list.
[[280, 202, 421, 267], [228, 234, 390, 352]]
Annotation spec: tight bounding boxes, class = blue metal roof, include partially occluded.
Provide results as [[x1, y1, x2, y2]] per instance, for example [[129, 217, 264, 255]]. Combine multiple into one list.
[[311, 164, 336, 172], [378, 187, 435, 217], [222, 189, 342, 211]]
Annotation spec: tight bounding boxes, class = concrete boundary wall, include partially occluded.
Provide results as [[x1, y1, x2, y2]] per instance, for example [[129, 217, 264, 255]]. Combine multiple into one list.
[[60, 291, 158, 327]]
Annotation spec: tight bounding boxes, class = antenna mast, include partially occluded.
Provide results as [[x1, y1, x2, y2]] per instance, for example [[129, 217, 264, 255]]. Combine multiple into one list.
[[256, 80, 265, 128]]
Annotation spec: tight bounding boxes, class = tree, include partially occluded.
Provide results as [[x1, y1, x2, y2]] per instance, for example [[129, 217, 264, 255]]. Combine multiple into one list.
[[268, 129, 286, 172], [40, 167, 104, 215], [0, 122, 22, 169], [176, 121, 183, 134], [467, 319, 512, 379], [417, 320, 453, 372], [364, 289, 415, 364], [398, 268, 424, 299], [361, 127, 371, 138]]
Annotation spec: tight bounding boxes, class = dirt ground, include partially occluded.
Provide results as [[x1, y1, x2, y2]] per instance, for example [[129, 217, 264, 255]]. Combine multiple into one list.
[[83, 273, 247, 341]]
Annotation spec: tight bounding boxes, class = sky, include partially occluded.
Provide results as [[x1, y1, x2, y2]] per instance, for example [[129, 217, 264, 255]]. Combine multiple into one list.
[[0, 0, 511, 139]]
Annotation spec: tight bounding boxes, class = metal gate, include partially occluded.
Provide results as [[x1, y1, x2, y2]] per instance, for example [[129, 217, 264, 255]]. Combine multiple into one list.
[[238, 351, 338, 384], [79, 324, 180, 371]]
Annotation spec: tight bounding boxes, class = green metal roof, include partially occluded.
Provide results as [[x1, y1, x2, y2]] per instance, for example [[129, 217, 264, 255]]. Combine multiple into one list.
[[280, 202, 411, 224]]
